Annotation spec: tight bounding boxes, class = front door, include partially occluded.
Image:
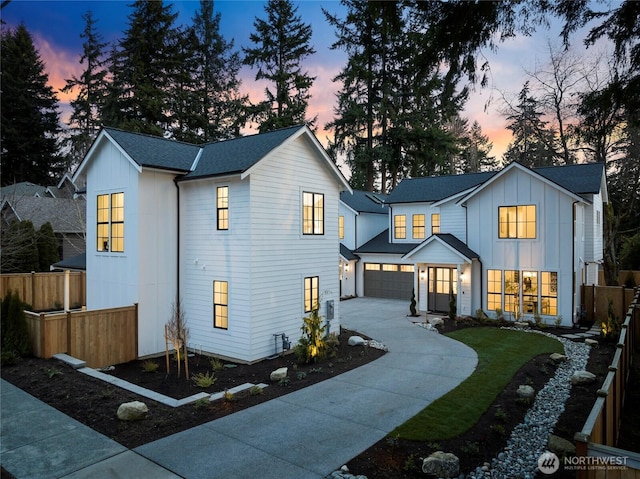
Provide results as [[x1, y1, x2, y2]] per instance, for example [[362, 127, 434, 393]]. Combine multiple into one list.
[[428, 267, 457, 312]]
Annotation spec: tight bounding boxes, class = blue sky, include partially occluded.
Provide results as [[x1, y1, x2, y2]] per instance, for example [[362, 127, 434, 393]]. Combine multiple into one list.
[[1, 0, 602, 160]]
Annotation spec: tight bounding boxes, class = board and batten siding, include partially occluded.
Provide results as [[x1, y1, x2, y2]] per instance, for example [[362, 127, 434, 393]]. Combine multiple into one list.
[[84, 139, 140, 314], [339, 203, 357, 250], [466, 168, 578, 325], [137, 170, 179, 356], [247, 134, 342, 361], [179, 177, 252, 362]]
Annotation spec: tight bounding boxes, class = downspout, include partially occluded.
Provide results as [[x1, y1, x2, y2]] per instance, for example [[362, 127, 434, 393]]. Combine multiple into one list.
[[572, 201, 578, 325], [173, 177, 181, 304]]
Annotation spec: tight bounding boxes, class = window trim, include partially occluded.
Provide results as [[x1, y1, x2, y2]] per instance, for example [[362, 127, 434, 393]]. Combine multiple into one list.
[[213, 280, 228, 329], [303, 192, 324, 235], [304, 276, 319, 313], [216, 186, 229, 231], [431, 213, 440, 234]]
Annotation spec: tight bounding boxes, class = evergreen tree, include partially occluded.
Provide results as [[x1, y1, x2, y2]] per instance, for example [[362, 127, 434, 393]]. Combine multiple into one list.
[[460, 121, 497, 173], [61, 11, 109, 168], [1, 290, 31, 358], [1, 24, 62, 185], [37, 222, 60, 272], [190, 0, 247, 142], [103, 1, 178, 135], [243, 0, 316, 132]]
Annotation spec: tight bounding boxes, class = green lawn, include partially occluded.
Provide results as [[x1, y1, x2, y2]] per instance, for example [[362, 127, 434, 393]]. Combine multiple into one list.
[[392, 327, 563, 441]]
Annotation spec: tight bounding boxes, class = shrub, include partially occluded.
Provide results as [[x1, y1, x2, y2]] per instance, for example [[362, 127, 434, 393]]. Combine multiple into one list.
[[223, 390, 236, 402], [142, 360, 159, 373], [600, 299, 621, 341], [294, 306, 328, 364], [249, 385, 263, 396], [210, 358, 225, 372], [191, 371, 217, 388], [0, 290, 31, 357]]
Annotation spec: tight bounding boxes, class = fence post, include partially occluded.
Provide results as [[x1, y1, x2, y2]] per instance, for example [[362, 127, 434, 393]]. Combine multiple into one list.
[[134, 303, 139, 359], [66, 311, 72, 356], [39, 312, 46, 358]]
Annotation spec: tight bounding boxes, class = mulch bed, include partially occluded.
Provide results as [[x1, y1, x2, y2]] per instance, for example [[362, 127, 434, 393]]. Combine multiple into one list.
[[2, 318, 635, 479]]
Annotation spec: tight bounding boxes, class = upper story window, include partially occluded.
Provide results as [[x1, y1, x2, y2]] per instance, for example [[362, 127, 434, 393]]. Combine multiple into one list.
[[412, 214, 425, 239], [499, 205, 536, 239], [303, 192, 324, 235], [97, 192, 124, 252], [394, 215, 406, 239], [339, 215, 344, 239], [431, 213, 440, 234], [217, 186, 229, 230]]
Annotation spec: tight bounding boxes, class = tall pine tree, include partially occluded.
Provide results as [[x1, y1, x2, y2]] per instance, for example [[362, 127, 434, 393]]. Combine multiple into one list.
[[61, 11, 109, 169], [103, 1, 178, 135], [1, 24, 61, 185], [243, 0, 316, 132]]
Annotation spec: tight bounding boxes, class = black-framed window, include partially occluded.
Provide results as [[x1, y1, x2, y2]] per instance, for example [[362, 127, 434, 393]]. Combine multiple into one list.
[[304, 276, 319, 313], [217, 186, 229, 230], [303, 192, 324, 235], [96, 192, 124, 252], [213, 280, 228, 329]]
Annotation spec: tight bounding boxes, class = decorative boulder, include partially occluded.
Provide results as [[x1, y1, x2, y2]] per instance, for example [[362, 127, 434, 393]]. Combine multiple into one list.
[[549, 353, 567, 364], [427, 317, 444, 327], [422, 451, 460, 478], [517, 385, 535, 399], [348, 335, 367, 346], [514, 321, 530, 329], [270, 367, 288, 381], [571, 370, 596, 385], [585, 338, 599, 347], [548, 434, 576, 456], [117, 401, 148, 421]]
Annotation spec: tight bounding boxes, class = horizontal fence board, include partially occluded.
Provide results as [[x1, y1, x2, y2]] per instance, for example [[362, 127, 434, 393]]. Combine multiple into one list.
[[1, 272, 86, 311]]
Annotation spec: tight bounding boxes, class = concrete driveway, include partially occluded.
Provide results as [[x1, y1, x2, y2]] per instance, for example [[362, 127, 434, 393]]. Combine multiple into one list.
[[134, 298, 478, 479]]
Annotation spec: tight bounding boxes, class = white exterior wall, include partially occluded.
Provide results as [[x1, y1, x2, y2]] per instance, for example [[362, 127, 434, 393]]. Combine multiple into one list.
[[356, 212, 388, 248], [248, 135, 342, 361], [137, 170, 179, 356], [466, 168, 580, 326], [339, 204, 357, 250], [388, 202, 432, 243], [84, 140, 140, 313], [180, 176, 252, 362], [438, 199, 467, 241]]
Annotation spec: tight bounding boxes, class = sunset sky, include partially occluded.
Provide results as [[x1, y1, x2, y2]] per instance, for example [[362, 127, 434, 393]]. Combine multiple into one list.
[[1, 0, 600, 163]]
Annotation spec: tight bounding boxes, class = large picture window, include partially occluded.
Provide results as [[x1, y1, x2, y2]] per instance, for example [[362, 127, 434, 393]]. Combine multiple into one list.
[[213, 281, 228, 329], [303, 192, 324, 235], [217, 186, 229, 230], [412, 214, 425, 239], [97, 192, 124, 252], [394, 215, 406, 239], [304, 276, 319, 313], [499, 205, 536, 239]]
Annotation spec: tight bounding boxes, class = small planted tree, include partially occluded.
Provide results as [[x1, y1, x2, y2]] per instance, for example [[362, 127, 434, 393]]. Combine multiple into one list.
[[294, 305, 327, 364], [409, 288, 418, 316], [165, 298, 190, 379], [448, 290, 457, 322]]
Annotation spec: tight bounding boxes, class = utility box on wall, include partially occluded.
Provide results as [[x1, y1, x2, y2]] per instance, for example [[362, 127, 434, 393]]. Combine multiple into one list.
[[326, 300, 334, 320]]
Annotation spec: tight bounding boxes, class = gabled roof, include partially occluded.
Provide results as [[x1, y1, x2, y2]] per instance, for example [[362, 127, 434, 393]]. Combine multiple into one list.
[[385, 171, 496, 204], [1, 196, 86, 233], [403, 233, 479, 263], [355, 229, 416, 255], [340, 243, 359, 261], [102, 127, 200, 172], [534, 163, 605, 196], [340, 190, 388, 214], [184, 125, 304, 180]]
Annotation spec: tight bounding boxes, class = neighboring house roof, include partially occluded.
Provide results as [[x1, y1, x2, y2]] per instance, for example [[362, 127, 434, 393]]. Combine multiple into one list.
[[340, 243, 359, 261], [385, 171, 496, 204], [1, 196, 85, 233], [340, 190, 388, 214], [355, 229, 416, 255], [101, 127, 200, 172], [385, 162, 606, 205], [51, 252, 86, 271], [403, 233, 480, 263], [185, 125, 305, 179], [1, 181, 49, 198]]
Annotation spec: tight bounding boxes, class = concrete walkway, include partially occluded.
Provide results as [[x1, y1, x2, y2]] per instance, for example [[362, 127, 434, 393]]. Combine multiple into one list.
[[1, 298, 477, 479]]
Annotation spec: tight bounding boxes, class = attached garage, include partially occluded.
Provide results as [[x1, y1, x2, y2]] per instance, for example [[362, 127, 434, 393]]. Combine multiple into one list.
[[364, 263, 414, 299]]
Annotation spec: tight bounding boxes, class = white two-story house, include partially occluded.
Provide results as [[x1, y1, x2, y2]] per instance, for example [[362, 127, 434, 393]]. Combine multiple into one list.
[[73, 125, 350, 362], [349, 162, 607, 326]]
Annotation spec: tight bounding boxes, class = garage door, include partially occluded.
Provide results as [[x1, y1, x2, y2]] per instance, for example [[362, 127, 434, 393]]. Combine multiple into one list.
[[364, 263, 414, 299]]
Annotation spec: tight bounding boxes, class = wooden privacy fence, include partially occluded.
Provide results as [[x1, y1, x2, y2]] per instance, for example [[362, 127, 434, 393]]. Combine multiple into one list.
[[24, 304, 138, 369], [574, 288, 640, 479], [0, 272, 85, 311], [581, 285, 636, 325]]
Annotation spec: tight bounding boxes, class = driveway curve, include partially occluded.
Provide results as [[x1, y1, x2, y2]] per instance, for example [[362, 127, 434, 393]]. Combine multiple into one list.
[[135, 298, 478, 479]]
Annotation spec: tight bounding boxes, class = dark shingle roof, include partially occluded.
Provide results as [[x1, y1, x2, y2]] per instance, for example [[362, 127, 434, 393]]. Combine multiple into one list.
[[51, 252, 86, 271], [340, 190, 388, 214], [103, 128, 200, 172], [3, 197, 85, 233], [185, 125, 304, 179], [386, 171, 496, 204], [340, 243, 359, 261], [355, 229, 416, 255], [1, 182, 49, 198], [534, 163, 604, 195], [434, 233, 479, 260]]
